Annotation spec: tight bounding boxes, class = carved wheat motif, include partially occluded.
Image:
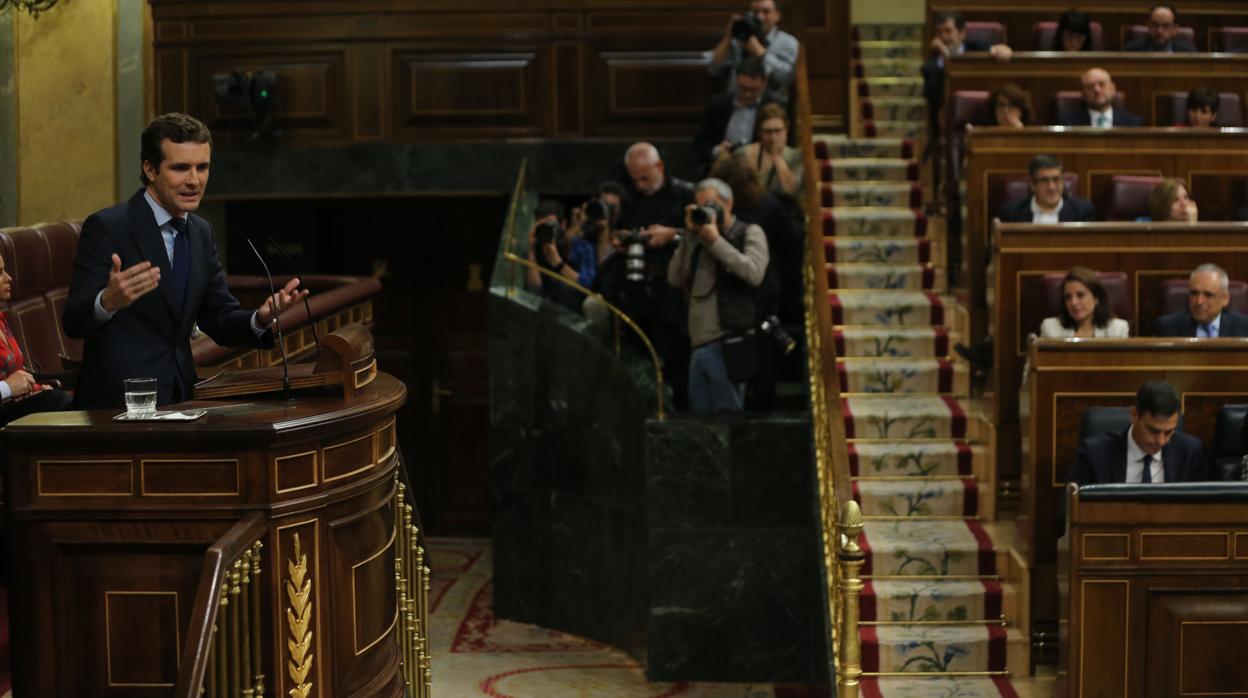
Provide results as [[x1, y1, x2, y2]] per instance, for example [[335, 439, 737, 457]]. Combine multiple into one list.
[[285, 533, 314, 698]]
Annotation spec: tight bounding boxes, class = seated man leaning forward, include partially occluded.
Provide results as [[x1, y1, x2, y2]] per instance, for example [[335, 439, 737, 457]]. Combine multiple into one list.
[[997, 154, 1096, 223], [1155, 263, 1248, 337], [63, 112, 308, 409], [667, 178, 769, 413], [1070, 380, 1205, 485]]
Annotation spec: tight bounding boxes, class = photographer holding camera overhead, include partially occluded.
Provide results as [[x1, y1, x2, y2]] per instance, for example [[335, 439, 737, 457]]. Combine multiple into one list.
[[526, 199, 597, 312], [668, 178, 769, 413], [706, 0, 800, 103]]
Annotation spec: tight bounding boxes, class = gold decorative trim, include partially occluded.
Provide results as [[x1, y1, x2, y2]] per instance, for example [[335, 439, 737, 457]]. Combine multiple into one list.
[[139, 458, 241, 497], [104, 591, 180, 687], [36, 459, 134, 497], [1178, 620, 1248, 696], [1081, 533, 1131, 561], [1079, 579, 1130, 698], [1139, 531, 1230, 560], [322, 433, 376, 483], [1236, 532, 1248, 559], [352, 527, 399, 655], [274, 450, 319, 494], [354, 359, 378, 389], [286, 532, 314, 698]]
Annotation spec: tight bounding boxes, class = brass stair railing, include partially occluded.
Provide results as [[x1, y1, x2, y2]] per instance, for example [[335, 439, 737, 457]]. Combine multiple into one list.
[[394, 469, 432, 696], [794, 48, 861, 695]]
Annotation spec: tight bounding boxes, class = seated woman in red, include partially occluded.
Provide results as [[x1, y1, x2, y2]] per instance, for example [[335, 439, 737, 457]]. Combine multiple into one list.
[[0, 255, 72, 426]]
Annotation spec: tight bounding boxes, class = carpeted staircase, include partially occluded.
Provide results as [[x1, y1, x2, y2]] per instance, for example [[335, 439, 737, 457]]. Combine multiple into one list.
[[816, 24, 1030, 697]]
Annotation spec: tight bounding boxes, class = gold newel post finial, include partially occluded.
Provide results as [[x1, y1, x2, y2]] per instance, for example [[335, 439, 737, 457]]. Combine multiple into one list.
[[286, 533, 314, 698], [837, 499, 865, 698]]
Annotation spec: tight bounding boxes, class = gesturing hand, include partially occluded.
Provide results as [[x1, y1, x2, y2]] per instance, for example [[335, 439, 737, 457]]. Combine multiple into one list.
[[257, 277, 310, 327], [100, 254, 162, 312], [3, 369, 38, 399]]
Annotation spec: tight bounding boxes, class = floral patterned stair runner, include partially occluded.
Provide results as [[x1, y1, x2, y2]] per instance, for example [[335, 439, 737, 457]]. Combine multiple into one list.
[[817, 24, 1026, 697]]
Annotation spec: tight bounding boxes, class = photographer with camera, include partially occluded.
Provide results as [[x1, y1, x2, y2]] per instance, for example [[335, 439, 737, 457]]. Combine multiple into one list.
[[667, 178, 769, 413], [526, 199, 597, 312], [706, 0, 799, 102]]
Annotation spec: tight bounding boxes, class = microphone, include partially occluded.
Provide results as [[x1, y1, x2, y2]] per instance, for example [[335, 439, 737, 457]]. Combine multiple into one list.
[[246, 238, 292, 402], [266, 235, 319, 362]]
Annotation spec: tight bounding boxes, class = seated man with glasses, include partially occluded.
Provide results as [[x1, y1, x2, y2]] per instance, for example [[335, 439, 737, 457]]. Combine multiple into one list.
[[1124, 4, 1196, 52], [998, 154, 1096, 223]]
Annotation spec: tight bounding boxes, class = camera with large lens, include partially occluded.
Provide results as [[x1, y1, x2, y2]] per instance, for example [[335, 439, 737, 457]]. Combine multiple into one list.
[[690, 201, 724, 229], [534, 220, 562, 247], [615, 229, 649, 283], [731, 13, 770, 46], [760, 314, 796, 355], [584, 199, 614, 223]]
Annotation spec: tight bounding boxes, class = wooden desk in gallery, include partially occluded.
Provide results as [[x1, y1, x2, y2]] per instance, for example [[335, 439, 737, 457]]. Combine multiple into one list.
[[2, 373, 410, 697], [1023, 338, 1248, 625], [927, 0, 1248, 52], [1058, 483, 1248, 698], [945, 54, 1248, 127], [964, 128, 1248, 344]]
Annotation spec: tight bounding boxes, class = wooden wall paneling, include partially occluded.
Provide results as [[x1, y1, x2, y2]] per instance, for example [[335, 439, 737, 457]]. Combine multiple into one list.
[[553, 41, 585, 136], [926, 0, 1248, 52], [585, 42, 716, 136], [794, 0, 848, 129]]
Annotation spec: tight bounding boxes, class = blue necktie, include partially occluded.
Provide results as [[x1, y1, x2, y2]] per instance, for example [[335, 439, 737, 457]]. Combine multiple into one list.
[[1141, 454, 1153, 483], [1203, 323, 1216, 338], [169, 217, 190, 315]]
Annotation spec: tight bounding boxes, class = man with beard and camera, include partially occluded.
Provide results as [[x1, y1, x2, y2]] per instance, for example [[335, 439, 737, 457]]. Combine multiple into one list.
[[667, 178, 769, 413], [706, 0, 799, 103], [525, 199, 597, 312]]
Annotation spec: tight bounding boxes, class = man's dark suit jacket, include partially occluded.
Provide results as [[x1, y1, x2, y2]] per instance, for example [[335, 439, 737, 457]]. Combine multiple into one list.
[[1069, 427, 1206, 485], [63, 189, 270, 409], [1058, 103, 1145, 127], [997, 194, 1097, 223], [1155, 309, 1248, 337], [1123, 36, 1197, 52], [921, 39, 993, 120], [692, 92, 781, 167]]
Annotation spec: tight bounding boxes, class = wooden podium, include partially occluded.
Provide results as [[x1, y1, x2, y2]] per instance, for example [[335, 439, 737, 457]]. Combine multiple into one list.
[[1, 327, 420, 697]]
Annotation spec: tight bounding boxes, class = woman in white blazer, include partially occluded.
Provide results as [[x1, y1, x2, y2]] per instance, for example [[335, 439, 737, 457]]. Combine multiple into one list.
[[1039, 266, 1130, 338]]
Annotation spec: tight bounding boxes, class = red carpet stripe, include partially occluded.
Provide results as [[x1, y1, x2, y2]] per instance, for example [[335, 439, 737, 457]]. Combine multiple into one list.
[[937, 358, 953, 393], [925, 292, 945, 325], [834, 330, 847, 357], [907, 183, 921, 208], [821, 209, 835, 236], [815, 140, 829, 159], [860, 579, 877, 622], [820, 159, 835, 182], [860, 625, 880, 672], [917, 238, 931, 263], [841, 397, 855, 438], [962, 477, 979, 517], [827, 265, 839, 288], [933, 327, 949, 356], [851, 480, 861, 503], [913, 209, 927, 235], [982, 579, 1004, 620], [906, 160, 920, 181], [829, 293, 845, 325], [988, 623, 1008, 671], [822, 238, 837, 262], [955, 441, 973, 474], [994, 675, 1022, 697], [860, 679, 884, 698], [859, 522, 873, 575], [847, 443, 860, 475], [900, 139, 915, 159], [966, 520, 998, 575], [820, 183, 834, 207], [922, 265, 935, 289], [941, 395, 966, 437]]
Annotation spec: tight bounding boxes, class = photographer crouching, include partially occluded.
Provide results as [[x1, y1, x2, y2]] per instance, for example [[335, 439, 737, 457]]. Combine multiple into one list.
[[526, 199, 597, 312], [667, 178, 769, 413]]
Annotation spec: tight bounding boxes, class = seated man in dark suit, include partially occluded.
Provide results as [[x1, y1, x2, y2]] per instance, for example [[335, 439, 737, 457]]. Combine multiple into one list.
[[1057, 68, 1144, 128], [921, 12, 1011, 144], [1123, 4, 1197, 52], [692, 56, 779, 170], [998, 154, 1096, 223], [1156, 263, 1248, 337], [1070, 380, 1205, 485]]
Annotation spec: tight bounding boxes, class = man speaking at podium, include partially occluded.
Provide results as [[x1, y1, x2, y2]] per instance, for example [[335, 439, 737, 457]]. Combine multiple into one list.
[[63, 113, 308, 409]]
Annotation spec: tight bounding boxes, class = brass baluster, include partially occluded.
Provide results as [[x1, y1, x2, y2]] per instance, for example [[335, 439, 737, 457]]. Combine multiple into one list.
[[241, 550, 254, 698], [216, 582, 230, 697], [251, 540, 265, 698], [837, 500, 865, 698], [422, 558, 432, 695], [230, 560, 243, 694]]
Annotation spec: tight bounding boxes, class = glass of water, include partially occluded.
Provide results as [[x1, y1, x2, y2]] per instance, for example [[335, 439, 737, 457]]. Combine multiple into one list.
[[123, 377, 158, 418]]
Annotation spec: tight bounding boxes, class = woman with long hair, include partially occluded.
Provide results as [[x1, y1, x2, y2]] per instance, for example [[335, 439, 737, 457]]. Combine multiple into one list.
[[1039, 267, 1130, 338]]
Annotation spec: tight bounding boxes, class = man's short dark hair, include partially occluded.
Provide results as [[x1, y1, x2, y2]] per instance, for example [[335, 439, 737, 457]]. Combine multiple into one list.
[[1187, 87, 1220, 114], [597, 181, 627, 200], [738, 55, 766, 79], [535, 199, 566, 224], [1135, 380, 1181, 418], [139, 113, 212, 185], [1029, 154, 1062, 179], [934, 11, 966, 30]]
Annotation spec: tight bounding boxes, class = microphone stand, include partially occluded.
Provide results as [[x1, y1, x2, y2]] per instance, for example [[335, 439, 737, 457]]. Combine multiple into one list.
[[266, 235, 320, 363], [247, 238, 292, 402]]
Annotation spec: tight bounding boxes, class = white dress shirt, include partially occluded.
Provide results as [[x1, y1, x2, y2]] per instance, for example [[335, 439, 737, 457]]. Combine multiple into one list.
[[1125, 425, 1165, 483], [1089, 107, 1114, 128]]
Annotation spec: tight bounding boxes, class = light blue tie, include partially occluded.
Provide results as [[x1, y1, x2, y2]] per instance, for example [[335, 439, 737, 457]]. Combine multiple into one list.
[[1095, 114, 1108, 128]]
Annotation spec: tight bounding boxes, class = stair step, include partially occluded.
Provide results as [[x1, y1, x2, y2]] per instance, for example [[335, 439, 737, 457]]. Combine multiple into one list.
[[839, 357, 966, 395], [842, 395, 982, 441], [862, 97, 927, 122], [864, 120, 927, 139], [854, 59, 918, 79], [853, 41, 924, 60], [813, 135, 915, 160], [855, 477, 979, 516], [827, 262, 944, 292], [862, 519, 997, 577], [863, 579, 1005, 623], [821, 181, 922, 208], [856, 77, 924, 98], [828, 291, 951, 327], [825, 237, 929, 264], [848, 441, 983, 477], [863, 624, 1020, 674], [861, 676, 1024, 697], [820, 158, 919, 183], [821, 207, 926, 238], [853, 25, 924, 42]]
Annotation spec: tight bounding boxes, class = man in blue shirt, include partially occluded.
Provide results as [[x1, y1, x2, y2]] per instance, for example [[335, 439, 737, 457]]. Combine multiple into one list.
[[706, 0, 799, 103]]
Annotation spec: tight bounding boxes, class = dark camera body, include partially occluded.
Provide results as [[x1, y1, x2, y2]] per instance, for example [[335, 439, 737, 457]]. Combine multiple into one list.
[[732, 13, 770, 46], [535, 220, 562, 247], [690, 202, 724, 229], [585, 199, 614, 223]]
